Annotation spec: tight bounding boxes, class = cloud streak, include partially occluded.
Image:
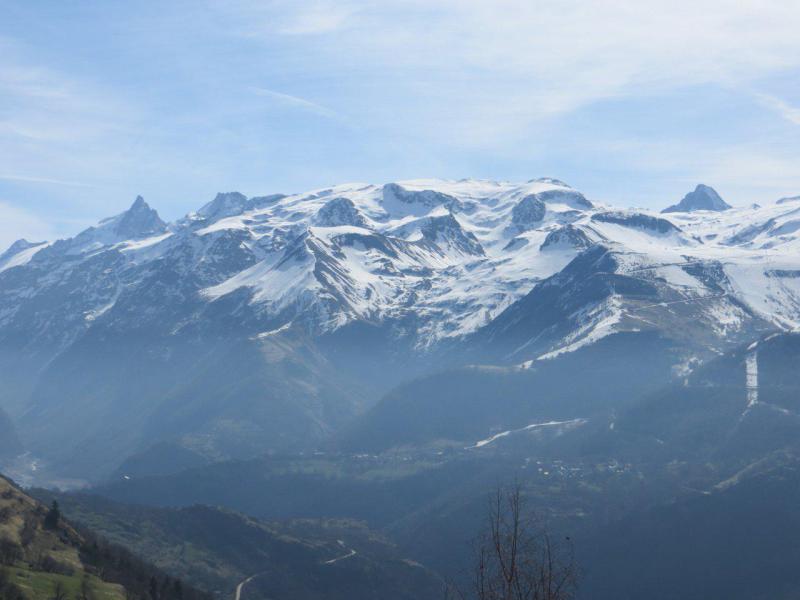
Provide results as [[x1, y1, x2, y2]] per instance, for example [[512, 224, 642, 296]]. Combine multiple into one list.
[[756, 93, 800, 126], [0, 174, 95, 187], [0, 201, 56, 250], [223, 0, 800, 145], [250, 87, 339, 119]]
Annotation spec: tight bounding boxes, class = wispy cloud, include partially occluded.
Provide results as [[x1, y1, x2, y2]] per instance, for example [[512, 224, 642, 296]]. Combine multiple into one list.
[[0, 201, 56, 250], [0, 43, 139, 143], [215, 0, 800, 149], [216, 0, 359, 37], [756, 93, 800, 126], [250, 87, 339, 119], [0, 174, 95, 188], [277, 2, 356, 35]]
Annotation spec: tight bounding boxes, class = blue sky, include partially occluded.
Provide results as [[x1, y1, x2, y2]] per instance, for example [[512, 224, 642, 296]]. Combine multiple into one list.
[[2, 0, 800, 248]]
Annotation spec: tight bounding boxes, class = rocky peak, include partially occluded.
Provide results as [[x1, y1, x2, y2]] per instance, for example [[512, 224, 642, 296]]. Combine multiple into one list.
[[662, 184, 731, 213], [113, 196, 167, 239]]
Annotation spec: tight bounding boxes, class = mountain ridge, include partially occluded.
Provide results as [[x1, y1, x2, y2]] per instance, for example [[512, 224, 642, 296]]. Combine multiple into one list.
[[2, 178, 800, 482]]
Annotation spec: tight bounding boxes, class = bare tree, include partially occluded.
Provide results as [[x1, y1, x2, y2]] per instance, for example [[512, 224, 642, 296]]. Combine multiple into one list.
[[448, 484, 577, 600]]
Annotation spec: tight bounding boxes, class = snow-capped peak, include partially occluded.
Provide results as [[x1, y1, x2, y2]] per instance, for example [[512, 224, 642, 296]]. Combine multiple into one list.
[[1, 238, 43, 259], [56, 196, 168, 255], [0, 239, 49, 273]]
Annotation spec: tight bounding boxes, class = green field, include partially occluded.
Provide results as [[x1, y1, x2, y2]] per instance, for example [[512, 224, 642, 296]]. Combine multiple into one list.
[[5, 566, 125, 600]]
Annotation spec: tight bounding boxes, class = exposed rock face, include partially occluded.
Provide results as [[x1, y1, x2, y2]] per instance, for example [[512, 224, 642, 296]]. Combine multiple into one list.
[[314, 197, 368, 227], [592, 211, 681, 234], [662, 184, 731, 213], [512, 195, 546, 230], [113, 196, 168, 238]]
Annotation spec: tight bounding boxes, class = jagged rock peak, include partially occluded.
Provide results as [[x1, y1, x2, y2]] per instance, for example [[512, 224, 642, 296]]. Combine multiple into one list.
[[662, 184, 731, 213], [113, 196, 167, 238]]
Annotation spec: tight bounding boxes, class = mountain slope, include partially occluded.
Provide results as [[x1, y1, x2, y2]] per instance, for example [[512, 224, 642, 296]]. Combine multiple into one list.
[[602, 331, 800, 472], [581, 456, 800, 600], [340, 330, 679, 452]]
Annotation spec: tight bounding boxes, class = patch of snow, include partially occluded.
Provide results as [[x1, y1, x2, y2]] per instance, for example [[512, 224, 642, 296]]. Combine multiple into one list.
[[470, 418, 588, 449], [0, 242, 50, 273], [745, 350, 758, 407], [253, 322, 293, 339]]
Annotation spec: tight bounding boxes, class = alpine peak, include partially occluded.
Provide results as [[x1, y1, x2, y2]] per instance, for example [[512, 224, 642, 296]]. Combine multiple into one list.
[[662, 184, 731, 213]]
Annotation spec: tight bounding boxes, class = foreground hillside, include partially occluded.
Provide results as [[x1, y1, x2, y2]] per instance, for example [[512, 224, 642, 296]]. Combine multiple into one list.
[[2, 179, 799, 482], [0, 475, 206, 600], [32, 491, 443, 600]]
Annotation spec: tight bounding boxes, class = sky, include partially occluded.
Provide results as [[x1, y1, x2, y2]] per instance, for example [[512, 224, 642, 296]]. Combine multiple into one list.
[[2, 0, 800, 248]]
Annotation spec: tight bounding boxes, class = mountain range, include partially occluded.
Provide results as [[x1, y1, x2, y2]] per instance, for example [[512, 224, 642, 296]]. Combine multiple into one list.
[[2, 178, 800, 482]]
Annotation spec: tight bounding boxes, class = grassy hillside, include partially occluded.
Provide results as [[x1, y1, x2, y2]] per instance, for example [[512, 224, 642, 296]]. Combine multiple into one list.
[[0, 475, 207, 600]]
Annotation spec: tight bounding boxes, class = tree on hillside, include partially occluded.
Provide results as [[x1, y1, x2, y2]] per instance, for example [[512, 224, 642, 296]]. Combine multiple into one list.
[[448, 484, 578, 600], [0, 567, 26, 600], [50, 581, 67, 600], [0, 539, 22, 565], [44, 500, 61, 530]]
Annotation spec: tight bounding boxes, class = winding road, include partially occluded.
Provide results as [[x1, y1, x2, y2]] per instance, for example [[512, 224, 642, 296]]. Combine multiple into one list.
[[324, 548, 357, 565], [324, 540, 358, 565], [233, 541, 358, 599], [234, 573, 264, 600]]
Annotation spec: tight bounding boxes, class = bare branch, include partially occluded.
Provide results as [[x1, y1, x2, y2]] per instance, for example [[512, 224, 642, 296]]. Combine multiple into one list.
[[470, 484, 577, 600]]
